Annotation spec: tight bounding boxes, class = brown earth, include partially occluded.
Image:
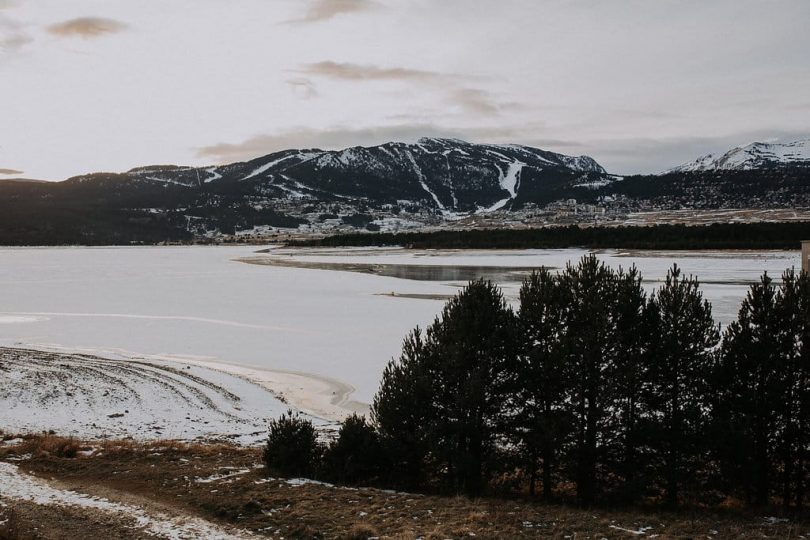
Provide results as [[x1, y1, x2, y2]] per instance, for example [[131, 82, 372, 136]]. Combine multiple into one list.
[[0, 435, 805, 539]]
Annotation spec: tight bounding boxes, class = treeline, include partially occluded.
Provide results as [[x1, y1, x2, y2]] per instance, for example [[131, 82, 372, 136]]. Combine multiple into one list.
[[289, 221, 810, 250], [264, 256, 810, 510]]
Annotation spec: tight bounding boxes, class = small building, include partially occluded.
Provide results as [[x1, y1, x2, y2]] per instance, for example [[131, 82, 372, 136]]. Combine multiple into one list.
[[803, 240, 810, 273]]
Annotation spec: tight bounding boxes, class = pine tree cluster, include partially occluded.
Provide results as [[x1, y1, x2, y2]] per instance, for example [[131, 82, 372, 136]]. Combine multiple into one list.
[[266, 256, 810, 509]]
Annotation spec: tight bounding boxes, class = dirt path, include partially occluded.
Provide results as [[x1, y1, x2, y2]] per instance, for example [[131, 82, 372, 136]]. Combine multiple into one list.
[[0, 462, 253, 539]]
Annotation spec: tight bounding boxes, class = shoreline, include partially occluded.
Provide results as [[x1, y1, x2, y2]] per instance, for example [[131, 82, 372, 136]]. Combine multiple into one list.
[[1, 343, 368, 426], [156, 356, 371, 421]]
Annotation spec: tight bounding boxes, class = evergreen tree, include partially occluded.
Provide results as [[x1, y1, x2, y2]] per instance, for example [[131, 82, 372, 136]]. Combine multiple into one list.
[[323, 414, 384, 485], [516, 268, 571, 499], [427, 279, 517, 495], [373, 280, 516, 495], [772, 269, 810, 509], [556, 255, 616, 506], [372, 328, 433, 489], [609, 265, 652, 502], [645, 265, 719, 506], [717, 273, 781, 506], [263, 410, 320, 478]]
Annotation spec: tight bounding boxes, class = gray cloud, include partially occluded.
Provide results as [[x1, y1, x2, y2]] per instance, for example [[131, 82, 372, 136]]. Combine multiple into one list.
[[288, 0, 380, 24], [450, 89, 499, 115], [286, 77, 318, 99], [298, 63, 518, 116], [0, 14, 31, 52], [0, 167, 23, 175], [47, 17, 128, 39], [448, 88, 526, 116], [297, 61, 452, 83]]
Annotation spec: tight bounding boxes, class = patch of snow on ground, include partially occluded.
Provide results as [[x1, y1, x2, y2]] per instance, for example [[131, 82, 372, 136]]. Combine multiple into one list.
[[609, 524, 653, 536], [479, 160, 524, 213], [242, 154, 295, 180], [194, 468, 252, 484], [0, 347, 317, 445], [203, 167, 222, 183]]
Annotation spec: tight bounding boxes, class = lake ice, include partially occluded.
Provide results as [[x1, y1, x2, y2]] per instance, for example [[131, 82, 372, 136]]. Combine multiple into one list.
[[0, 245, 800, 410]]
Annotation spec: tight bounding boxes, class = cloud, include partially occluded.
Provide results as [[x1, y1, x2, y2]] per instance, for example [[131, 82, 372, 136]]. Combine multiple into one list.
[[0, 167, 23, 175], [0, 14, 31, 52], [286, 77, 319, 99], [47, 17, 128, 39], [450, 89, 500, 115], [195, 123, 578, 164], [288, 0, 380, 24], [297, 61, 453, 83], [447, 88, 526, 116], [297, 63, 517, 115]]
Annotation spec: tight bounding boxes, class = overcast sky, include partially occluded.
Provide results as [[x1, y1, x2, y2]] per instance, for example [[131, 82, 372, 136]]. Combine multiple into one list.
[[1, 0, 809, 180]]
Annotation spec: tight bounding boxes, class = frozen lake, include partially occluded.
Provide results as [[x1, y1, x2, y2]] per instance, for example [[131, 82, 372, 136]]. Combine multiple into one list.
[[0, 245, 801, 412]]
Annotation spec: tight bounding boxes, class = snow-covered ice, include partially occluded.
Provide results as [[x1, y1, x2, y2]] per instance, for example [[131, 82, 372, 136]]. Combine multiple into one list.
[[0, 245, 800, 441], [0, 346, 313, 444]]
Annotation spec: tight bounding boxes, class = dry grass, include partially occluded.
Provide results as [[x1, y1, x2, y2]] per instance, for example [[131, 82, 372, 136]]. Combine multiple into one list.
[[0, 435, 806, 538], [0, 504, 21, 540], [339, 523, 379, 540]]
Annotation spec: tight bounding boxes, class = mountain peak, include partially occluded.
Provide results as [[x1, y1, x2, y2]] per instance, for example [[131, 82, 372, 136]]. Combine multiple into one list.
[[667, 138, 810, 173]]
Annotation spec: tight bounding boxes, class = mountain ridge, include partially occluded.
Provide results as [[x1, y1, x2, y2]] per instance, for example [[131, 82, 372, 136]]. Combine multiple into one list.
[[73, 137, 611, 215], [2, 137, 810, 245], [666, 139, 810, 173]]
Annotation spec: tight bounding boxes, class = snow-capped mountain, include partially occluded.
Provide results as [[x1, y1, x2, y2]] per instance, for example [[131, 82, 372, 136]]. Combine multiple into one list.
[[120, 137, 609, 214], [4, 136, 810, 244], [667, 139, 810, 173]]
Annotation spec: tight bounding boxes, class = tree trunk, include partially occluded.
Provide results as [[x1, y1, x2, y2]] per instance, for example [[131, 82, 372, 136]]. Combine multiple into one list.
[[783, 429, 794, 511], [754, 429, 770, 506], [542, 444, 552, 500], [666, 365, 680, 507], [625, 395, 637, 503]]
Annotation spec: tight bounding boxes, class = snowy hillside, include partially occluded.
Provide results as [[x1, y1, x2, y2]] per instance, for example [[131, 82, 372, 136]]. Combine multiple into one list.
[[667, 139, 810, 173]]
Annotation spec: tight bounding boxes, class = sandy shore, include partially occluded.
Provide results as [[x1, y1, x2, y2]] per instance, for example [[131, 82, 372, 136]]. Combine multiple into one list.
[[158, 357, 371, 421]]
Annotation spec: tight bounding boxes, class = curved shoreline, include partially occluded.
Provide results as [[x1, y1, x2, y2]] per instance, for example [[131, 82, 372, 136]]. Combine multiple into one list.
[[158, 356, 371, 421], [4, 343, 368, 424]]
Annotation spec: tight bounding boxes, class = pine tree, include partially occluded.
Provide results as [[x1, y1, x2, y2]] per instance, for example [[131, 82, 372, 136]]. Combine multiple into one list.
[[717, 273, 781, 506], [372, 328, 433, 489], [609, 265, 652, 502], [556, 255, 616, 506], [516, 268, 571, 499], [773, 268, 810, 509], [372, 280, 517, 495], [323, 414, 384, 485], [427, 279, 517, 495], [646, 265, 719, 506], [263, 410, 320, 478]]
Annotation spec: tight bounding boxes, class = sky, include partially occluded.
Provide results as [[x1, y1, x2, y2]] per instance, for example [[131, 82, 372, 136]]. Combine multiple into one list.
[[1, 0, 809, 180]]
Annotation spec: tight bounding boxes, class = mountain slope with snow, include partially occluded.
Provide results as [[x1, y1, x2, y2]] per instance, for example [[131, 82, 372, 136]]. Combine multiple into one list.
[[667, 139, 810, 173], [109, 137, 610, 215]]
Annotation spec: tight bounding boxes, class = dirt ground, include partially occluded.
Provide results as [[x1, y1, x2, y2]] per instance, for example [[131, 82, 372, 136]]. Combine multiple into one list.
[[0, 435, 805, 539]]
